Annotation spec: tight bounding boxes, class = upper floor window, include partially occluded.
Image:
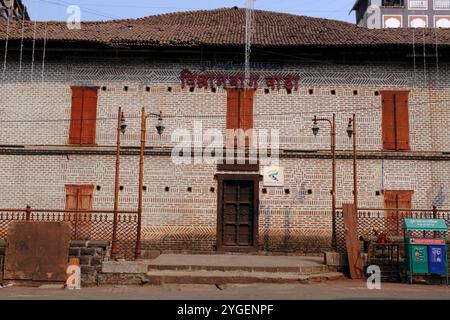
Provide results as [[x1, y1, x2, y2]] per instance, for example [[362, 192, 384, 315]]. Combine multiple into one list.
[[226, 89, 255, 147], [69, 86, 99, 145], [382, 0, 405, 7], [383, 15, 403, 28], [434, 0, 450, 9], [381, 91, 410, 151], [409, 15, 428, 27], [408, 0, 428, 9], [435, 15, 450, 27]]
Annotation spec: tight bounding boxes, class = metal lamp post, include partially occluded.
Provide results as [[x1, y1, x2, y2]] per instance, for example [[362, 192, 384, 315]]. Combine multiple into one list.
[[111, 107, 127, 260], [346, 114, 358, 212], [312, 114, 337, 251], [135, 108, 164, 260]]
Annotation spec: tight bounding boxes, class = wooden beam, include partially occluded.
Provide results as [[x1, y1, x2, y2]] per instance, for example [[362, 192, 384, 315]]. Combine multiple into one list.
[[343, 203, 364, 279]]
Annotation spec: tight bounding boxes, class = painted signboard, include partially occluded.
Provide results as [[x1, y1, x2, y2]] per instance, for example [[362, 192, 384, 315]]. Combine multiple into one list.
[[410, 238, 445, 245], [262, 166, 284, 187]]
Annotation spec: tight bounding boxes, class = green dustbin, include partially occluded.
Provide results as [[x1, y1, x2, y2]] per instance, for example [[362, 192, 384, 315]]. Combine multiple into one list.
[[411, 245, 428, 274], [404, 218, 448, 284]]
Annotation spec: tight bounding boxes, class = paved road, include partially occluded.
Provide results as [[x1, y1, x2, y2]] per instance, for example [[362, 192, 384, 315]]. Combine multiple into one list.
[[0, 280, 449, 300]]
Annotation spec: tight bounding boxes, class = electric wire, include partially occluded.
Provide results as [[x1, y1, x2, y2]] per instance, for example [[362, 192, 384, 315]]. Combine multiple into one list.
[[2, 13, 10, 79], [29, 0, 353, 17], [30, 20, 37, 81], [19, 9, 26, 72], [41, 0, 48, 82]]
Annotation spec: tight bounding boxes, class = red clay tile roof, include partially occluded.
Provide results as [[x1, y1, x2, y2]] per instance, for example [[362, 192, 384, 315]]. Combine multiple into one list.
[[1, 7, 450, 48]]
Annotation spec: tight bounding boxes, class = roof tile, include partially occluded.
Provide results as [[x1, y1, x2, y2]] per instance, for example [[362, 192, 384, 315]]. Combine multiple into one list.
[[1, 8, 449, 48]]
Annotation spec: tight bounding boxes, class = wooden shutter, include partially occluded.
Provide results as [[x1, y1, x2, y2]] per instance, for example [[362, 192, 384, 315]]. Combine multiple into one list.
[[226, 89, 239, 147], [397, 190, 413, 219], [65, 185, 79, 211], [239, 89, 254, 147], [69, 87, 83, 144], [381, 91, 396, 150], [65, 185, 93, 210], [239, 89, 254, 131], [80, 87, 98, 145], [78, 185, 94, 211], [69, 86, 98, 145], [384, 190, 413, 234], [384, 190, 398, 217], [395, 92, 410, 151], [226, 89, 239, 129], [65, 185, 94, 238]]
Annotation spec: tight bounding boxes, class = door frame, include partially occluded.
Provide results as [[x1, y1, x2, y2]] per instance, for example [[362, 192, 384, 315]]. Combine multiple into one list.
[[215, 174, 261, 252]]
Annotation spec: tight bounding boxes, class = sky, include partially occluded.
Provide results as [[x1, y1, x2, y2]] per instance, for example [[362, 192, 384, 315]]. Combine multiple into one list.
[[24, 0, 357, 23]]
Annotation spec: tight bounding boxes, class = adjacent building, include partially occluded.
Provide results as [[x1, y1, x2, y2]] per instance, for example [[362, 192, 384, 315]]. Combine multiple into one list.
[[352, 0, 450, 28], [0, 8, 450, 256], [0, 0, 29, 21]]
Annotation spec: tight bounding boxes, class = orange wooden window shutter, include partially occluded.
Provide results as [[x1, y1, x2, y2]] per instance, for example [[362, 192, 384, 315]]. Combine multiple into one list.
[[65, 185, 79, 211], [65, 185, 94, 211], [239, 89, 255, 147], [384, 190, 413, 232], [395, 92, 410, 151], [226, 89, 239, 147], [80, 88, 98, 145], [69, 87, 84, 144], [69, 86, 98, 145], [78, 185, 94, 211], [384, 190, 398, 218], [381, 91, 396, 150], [397, 190, 413, 218], [240, 89, 254, 131], [226, 89, 239, 129]]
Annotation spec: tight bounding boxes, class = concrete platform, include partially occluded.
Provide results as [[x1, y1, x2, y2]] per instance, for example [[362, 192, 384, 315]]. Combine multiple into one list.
[[147, 254, 334, 273], [100, 254, 344, 285], [145, 270, 343, 285]]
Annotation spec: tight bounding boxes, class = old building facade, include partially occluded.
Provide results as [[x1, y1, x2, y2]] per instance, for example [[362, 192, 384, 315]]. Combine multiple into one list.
[[1, 8, 450, 255], [0, 0, 29, 21], [352, 0, 450, 28]]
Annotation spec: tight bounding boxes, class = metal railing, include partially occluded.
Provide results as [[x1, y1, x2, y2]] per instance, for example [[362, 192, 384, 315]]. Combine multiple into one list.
[[408, 0, 428, 9], [0, 206, 138, 260], [335, 206, 450, 253], [434, 0, 450, 9]]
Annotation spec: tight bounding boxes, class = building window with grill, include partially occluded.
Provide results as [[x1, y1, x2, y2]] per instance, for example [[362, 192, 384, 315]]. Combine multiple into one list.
[[382, 0, 405, 7], [434, 0, 450, 10], [226, 89, 255, 147], [408, 0, 428, 9], [384, 190, 414, 234], [69, 86, 99, 145], [381, 91, 410, 151], [65, 184, 94, 238]]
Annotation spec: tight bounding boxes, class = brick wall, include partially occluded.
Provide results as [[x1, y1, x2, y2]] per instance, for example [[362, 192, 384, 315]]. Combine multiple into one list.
[[0, 52, 449, 254]]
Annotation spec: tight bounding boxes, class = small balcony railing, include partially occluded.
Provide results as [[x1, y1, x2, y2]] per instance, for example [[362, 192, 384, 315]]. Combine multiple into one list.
[[409, 0, 428, 9], [434, 0, 450, 9]]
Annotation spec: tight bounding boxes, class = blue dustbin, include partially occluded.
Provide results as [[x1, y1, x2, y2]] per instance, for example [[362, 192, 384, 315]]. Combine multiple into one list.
[[428, 245, 447, 275]]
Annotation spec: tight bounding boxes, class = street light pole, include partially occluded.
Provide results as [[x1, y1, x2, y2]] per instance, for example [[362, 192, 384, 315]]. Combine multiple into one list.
[[331, 114, 337, 251], [347, 114, 358, 212], [135, 107, 147, 260], [312, 114, 337, 251], [111, 107, 126, 260], [134, 110, 165, 260]]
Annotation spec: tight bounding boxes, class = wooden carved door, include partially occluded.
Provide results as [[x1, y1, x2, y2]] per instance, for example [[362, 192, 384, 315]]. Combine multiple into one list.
[[217, 176, 259, 251]]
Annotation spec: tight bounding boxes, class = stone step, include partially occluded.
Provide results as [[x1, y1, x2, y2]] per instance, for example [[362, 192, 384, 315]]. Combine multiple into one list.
[[147, 264, 337, 274], [145, 270, 344, 285]]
